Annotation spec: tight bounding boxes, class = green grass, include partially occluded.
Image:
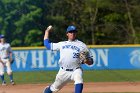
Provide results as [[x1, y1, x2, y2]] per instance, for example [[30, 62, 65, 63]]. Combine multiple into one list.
[[2, 71, 57, 84], [83, 70, 140, 82], [1, 70, 140, 84]]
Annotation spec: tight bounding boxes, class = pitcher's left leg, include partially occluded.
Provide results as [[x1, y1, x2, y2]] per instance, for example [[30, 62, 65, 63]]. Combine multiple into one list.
[[75, 83, 83, 93], [72, 68, 83, 93]]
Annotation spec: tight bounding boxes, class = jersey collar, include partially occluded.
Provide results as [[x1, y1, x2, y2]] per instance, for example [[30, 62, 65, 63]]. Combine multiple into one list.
[[68, 39, 78, 42]]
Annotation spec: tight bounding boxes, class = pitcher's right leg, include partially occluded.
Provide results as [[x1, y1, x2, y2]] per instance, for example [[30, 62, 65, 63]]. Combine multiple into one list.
[[43, 75, 69, 93], [43, 86, 52, 93], [43, 68, 71, 93]]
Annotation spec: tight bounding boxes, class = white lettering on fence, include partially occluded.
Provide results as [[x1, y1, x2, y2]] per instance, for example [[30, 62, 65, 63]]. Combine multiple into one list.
[[14, 51, 28, 68], [13, 49, 109, 69], [97, 49, 109, 66], [31, 50, 44, 68], [46, 51, 57, 67]]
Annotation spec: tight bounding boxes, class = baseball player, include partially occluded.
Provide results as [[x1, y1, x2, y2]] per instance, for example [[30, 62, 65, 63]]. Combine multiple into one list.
[[0, 35, 15, 85], [43, 25, 93, 93]]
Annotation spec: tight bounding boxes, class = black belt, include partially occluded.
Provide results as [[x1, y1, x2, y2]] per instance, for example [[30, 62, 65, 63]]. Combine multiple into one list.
[[3, 57, 9, 59], [61, 67, 80, 71]]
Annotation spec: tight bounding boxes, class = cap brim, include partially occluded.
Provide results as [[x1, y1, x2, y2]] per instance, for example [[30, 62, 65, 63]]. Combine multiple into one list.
[[66, 30, 77, 33]]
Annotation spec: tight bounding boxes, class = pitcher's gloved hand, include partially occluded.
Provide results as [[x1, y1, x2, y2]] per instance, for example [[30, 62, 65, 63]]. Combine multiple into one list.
[[79, 51, 94, 65]]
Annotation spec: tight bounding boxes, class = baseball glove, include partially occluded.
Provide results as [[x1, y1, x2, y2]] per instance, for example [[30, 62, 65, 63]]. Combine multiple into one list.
[[9, 58, 14, 64], [79, 51, 93, 65], [10, 59, 14, 64]]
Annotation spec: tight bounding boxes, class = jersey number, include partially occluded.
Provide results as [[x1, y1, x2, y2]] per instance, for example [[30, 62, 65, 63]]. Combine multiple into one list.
[[73, 52, 79, 58]]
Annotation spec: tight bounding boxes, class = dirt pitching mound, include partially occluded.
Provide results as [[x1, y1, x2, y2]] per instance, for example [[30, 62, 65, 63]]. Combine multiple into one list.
[[0, 82, 140, 93]]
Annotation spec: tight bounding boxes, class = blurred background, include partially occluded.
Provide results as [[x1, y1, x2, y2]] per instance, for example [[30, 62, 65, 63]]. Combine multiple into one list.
[[0, 0, 140, 47]]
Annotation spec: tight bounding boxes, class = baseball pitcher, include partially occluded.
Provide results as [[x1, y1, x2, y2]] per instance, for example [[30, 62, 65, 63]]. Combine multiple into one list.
[[0, 35, 15, 85], [43, 25, 93, 93]]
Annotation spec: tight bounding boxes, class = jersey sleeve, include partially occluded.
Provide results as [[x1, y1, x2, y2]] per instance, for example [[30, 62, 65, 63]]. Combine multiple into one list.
[[44, 39, 61, 51], [80, 43, 89, 52], [51, 42, 61, 51], [8, 43, 12, 53], [44, 39, 51, 49]]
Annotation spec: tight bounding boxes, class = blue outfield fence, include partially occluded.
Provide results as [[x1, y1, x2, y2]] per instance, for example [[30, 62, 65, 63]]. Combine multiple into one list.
[[11, 45, 140, 72]]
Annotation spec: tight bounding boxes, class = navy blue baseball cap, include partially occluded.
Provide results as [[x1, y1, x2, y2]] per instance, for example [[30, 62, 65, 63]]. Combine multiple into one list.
[[0, 35, 5, 39], [66, 25, 77, 33]]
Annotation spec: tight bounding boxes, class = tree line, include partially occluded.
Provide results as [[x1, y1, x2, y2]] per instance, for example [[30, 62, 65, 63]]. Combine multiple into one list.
[[0, 0, 140, 47]]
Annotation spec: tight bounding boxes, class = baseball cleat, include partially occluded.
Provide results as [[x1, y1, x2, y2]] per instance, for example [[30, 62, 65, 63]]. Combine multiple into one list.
[[43, 86, 49, 93], [2, 81, 7, 86], [10, 80, 15, 85]]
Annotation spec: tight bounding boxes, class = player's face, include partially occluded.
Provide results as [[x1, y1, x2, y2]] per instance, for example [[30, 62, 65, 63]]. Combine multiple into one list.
[[67, 31, 77, 41], [0, 38, 5, 43]]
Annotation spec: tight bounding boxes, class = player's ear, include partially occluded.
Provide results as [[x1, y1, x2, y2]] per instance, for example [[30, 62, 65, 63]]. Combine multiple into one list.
[[66, 33, 69, 36]]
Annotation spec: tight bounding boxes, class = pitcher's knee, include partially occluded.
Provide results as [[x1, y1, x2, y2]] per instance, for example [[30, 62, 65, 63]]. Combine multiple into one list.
[[74, 75, 83, 84]]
